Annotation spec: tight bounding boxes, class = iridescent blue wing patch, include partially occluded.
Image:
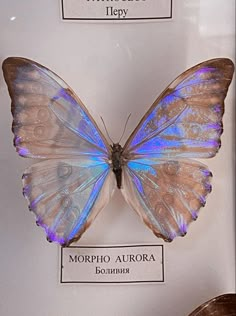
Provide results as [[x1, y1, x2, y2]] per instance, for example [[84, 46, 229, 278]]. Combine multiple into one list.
[[122, 58, 234, 241], [2, 57, 113, 245]]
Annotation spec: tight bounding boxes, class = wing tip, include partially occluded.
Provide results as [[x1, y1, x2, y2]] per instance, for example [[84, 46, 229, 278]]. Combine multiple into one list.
[[2, 57, 27, 75], [2, 57, 14, 70], [199, 57, 235, 70], [2, 56, 33, 67]]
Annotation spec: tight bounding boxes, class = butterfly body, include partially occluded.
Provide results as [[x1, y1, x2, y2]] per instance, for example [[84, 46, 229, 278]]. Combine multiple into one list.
[[2, 57, 234, 246], [111, 143, 125, 189]]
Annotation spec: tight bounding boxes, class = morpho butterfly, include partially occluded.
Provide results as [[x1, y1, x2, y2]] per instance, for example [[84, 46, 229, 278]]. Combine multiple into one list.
[[2, 57, 234, 246]]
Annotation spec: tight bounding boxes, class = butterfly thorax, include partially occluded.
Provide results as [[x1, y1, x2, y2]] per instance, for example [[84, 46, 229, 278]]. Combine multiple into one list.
[[111, 143, 124, 189]]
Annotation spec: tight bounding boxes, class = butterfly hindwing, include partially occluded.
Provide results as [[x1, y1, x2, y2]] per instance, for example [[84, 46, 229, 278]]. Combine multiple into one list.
[[122, 158, 212, 241], [23, 158, 115, 245]]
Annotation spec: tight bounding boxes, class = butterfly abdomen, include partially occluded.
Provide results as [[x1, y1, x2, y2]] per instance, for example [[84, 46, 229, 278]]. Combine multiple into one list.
[[111, 143, 124, 189]]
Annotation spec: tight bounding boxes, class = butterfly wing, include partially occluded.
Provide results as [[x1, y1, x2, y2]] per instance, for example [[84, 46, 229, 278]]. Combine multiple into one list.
[[124, 58, 234, 159], [23, 158, 115, 246], [2, 57, 114, 245], [122, 58, 234, 241], [121, 158, 212, 241], [2, 57, 109, 159]]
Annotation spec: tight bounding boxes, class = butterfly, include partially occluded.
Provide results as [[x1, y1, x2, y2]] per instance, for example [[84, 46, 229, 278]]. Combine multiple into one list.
[[2, 57, 234, 246]]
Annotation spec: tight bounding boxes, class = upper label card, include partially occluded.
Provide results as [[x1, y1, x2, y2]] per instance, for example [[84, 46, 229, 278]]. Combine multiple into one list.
[[61, 0, 173, 21]]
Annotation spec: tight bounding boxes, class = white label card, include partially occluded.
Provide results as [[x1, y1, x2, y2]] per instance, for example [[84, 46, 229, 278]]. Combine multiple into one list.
[[61, 245, 164, 284], [61, 0, 172, 21]]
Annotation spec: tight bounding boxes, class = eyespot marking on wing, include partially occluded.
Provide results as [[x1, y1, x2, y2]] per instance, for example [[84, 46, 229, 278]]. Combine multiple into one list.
[[57, 163, 73, 180]]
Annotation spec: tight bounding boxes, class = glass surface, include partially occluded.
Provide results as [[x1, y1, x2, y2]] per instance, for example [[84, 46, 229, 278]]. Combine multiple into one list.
[[0, 1, 235, 316]]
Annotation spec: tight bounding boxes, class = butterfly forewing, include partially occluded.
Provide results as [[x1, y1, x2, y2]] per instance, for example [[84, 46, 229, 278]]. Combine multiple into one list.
[[121, 58, 234, 241], [124, 58, 234, 159], [2, 57, 113, 245], [2, 57, 110, 159]]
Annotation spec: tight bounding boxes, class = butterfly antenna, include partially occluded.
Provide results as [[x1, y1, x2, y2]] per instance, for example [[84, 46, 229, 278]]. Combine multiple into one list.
[[118, 113, 131, 144], [100, 116, 114, 144]]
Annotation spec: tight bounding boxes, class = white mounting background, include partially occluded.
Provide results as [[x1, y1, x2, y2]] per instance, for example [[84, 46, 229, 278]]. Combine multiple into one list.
[[0, 1, 235, 316]]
